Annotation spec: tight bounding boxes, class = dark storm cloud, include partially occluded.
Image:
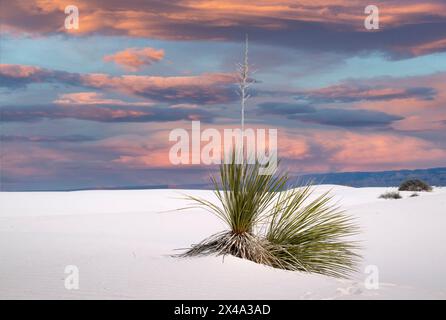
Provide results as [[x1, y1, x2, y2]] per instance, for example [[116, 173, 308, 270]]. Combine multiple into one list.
[[289, 108, 404, 127], [299, 86, 437, 104], [256, 100, 404, 128], [257, 102, 316, 115], [0, 65, 81, 89]]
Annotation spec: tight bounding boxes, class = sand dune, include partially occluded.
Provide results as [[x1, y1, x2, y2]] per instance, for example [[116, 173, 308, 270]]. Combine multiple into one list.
[[0, 186, 445, 299]]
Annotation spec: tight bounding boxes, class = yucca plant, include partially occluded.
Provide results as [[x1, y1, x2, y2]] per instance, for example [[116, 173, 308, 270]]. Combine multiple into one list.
[[266, 186, 360, 277], [180, 154, 286, 264], [180, 154, 361, 278]]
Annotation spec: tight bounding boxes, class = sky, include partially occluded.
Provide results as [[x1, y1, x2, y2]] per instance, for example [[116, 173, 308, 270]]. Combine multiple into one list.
[[1, 0, 446, 190]]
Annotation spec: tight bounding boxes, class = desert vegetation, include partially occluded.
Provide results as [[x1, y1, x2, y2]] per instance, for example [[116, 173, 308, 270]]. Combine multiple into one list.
[[180, 156, 360, 278], [379, 191, 402, 199], [398, 179, 432, 192]]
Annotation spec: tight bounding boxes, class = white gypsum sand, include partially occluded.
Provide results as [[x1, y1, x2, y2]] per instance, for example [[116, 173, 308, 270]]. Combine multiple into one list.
[[0, 185, 445, 299]]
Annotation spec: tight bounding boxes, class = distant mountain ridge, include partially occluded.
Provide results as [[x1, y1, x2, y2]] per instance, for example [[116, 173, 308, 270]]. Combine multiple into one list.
[[3, 167, 445, 191], [298, 167, 446, 188]]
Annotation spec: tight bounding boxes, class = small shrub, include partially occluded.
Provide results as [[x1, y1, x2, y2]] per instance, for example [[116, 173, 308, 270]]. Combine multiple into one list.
[[398, 179, 432, 192], [379, 191, 402, 199]]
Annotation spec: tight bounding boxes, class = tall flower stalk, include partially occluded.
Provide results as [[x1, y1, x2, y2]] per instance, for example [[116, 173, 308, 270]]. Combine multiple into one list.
[[237, 34, 251, 164]]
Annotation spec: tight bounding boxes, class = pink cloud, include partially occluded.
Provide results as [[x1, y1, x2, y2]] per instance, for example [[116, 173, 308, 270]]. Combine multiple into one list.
[[2, 1, 446, 57], [80, 72, 236, 104], [2, 125, 445, 180], [103, 47, 165, 71], [343, 73, 446, 131], [99, 128, 446, 172], [393, 38, 446, 57], [4, 1, 446, 34], [1, 144, 75, 177], [293, 72, 446, 133], [312, 131, 446, 171], [0, 64, 42, 77], [1, 63, 237, 104], [300, 82, 436, 104], [54, 92, 154, 106]]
